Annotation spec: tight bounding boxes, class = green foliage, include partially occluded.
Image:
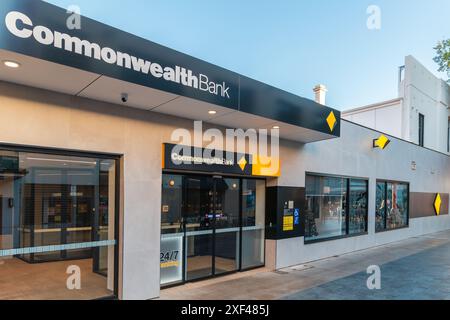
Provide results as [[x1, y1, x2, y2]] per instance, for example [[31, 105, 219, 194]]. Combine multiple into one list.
[[434, 39, 450, 82]]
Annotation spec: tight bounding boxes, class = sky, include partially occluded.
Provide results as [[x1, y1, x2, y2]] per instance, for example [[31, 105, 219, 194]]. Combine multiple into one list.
[[44, 0, 450, 111]]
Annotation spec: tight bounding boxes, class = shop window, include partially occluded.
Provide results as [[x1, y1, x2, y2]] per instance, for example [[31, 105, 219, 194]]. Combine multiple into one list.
[[376, 180, 409, 232], [447, 117, 450, 153], [305, 174, 368, 243], [241, 179, 265, 270], [375, 182, 387, 232], [0, 149, 118, 299], [160, 175, 184, 286], [349, 179, 369, 235]]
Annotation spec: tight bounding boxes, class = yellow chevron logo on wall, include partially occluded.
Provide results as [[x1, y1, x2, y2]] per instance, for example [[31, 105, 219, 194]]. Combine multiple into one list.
[[373, 135, 391, 150], [434, 193, 442, 216]]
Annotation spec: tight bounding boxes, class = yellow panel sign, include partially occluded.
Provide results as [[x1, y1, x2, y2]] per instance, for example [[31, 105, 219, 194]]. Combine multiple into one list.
[[163, 143, 281, 178], [252, 155, 281, 178], [283, 216, 294, 231]]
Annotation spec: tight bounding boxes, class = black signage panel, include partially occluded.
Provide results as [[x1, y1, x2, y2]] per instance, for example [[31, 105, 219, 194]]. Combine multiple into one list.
[[239, 76, 341, 137], [163, 143, 252, 176], [0, 0, 239, 109], [0, 0, 341, 138], [266, 186, 305, 240]]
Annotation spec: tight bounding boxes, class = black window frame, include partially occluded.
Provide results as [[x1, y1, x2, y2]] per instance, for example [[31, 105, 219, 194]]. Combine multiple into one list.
[[375, 179, 410, 233], [447, 117, 450, 153], [419, 113, 425, 147], [304, 173, 369, 245]]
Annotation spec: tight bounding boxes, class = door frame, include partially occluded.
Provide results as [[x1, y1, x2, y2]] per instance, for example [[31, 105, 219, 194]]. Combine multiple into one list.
[[161, 171, 266, 286], [211, 175, 241, 277]]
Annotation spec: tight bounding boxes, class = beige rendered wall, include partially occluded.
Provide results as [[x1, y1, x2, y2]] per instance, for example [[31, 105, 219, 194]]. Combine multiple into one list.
[[0, 80, 209, 300], [3, 79, 449, 298], [0, 80, 279, 299]]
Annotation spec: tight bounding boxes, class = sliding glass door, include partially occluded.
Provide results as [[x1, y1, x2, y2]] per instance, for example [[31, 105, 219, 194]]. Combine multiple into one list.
[[160, 173, 265, 286], [184, 176, 240, 280], [213, 178, 240, 275], [184, 176, 214, 281]]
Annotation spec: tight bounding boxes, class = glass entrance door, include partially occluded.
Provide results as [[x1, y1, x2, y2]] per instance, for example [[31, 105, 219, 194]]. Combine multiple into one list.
[[184, 176, 240, 280], [160, 173, 265, 286], [184, 176, 214, 281], [213, 178, 240, 275]]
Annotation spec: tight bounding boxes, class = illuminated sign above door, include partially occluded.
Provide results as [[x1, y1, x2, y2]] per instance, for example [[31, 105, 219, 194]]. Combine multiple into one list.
[[162, 144, 280, 177]]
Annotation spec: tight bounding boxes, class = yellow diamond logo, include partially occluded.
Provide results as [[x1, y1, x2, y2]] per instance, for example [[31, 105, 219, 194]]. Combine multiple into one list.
[[326, 111, 337, 132], [434, 193, 442, 216], [373, 135, 391, 150], [238, 157, 247, 171]]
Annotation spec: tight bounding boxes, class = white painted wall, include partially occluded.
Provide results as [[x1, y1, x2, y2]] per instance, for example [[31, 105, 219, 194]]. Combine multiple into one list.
[[343, 101, 403, 139], [274, 120, 450, 269], [403, 55, 450, 153], [343, 55, 450, 154]]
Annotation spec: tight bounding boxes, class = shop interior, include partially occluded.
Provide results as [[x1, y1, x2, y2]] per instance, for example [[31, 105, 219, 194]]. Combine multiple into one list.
[[0, 149, 117, 300]]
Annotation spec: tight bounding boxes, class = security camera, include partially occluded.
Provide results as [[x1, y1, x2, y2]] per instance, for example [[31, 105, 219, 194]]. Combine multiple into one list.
[[121, 93, 128, 103]]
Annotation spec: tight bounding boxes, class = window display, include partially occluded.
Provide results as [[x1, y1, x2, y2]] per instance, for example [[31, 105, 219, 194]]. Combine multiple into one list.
[[376, 180, 409, 232], [305, 174, 368, 242], [349, 179, 368, 235]]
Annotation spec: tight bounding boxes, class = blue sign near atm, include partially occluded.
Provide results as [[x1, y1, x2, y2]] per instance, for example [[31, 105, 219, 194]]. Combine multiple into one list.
[[294, 209, 300, 226]]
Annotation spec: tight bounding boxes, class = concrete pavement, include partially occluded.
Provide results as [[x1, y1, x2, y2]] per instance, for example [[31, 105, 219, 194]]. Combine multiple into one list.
[[160, 230, 450, 300]]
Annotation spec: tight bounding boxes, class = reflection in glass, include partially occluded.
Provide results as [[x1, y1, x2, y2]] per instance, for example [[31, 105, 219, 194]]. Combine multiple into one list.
[[305, 174, 369, 242], [160, 174, 266, 285], [184, 176, 214, 281], [387, 183, 409, 229], [376, 181, 409, 232], [214, 178, 239, 275], [0, 150, 117, 299], [305, 175, 347, 241], [161, 175, 183, 235], [349, 179, 368, 234], [375, 182, 386, 232], [160, 175, 184, 286], [241, 179, 265, 269]]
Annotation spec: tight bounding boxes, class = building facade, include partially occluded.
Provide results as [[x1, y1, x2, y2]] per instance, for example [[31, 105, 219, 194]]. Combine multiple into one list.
[[343, 55, 450, 154], [0, 0, 449, 300]]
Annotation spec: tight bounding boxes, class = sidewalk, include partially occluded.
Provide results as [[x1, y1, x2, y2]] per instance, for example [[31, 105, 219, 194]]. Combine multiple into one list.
[[159, 230, 450, 300]]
